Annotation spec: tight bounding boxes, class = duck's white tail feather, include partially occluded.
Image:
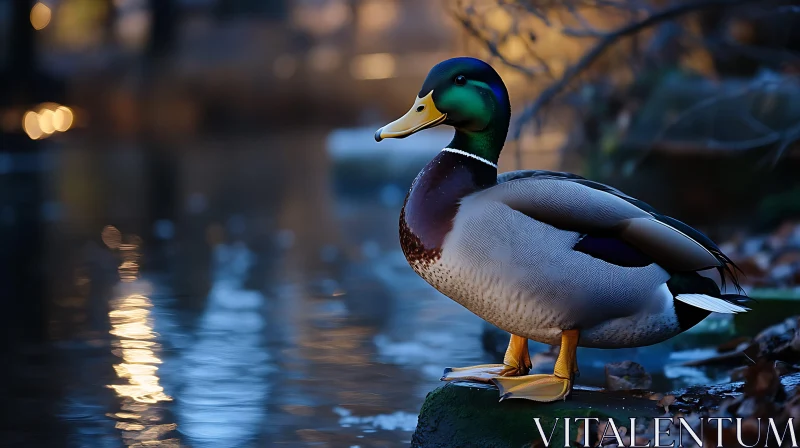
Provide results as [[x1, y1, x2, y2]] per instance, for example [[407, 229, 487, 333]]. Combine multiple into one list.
[[675, 294, 749, 314]]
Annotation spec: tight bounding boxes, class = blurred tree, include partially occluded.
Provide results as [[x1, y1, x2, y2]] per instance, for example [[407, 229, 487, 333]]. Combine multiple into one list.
[[142, 0, 178, 257], [453, 0, 800, 226], [0, 0, 66, 443], [454, 0, 800, 154], [0, 0, 63, 346], [3, 0, 34, 85], [698, 4, 800, 77], [146, 0, 177, 60], [214, 0, 288, 20], [0, 0, 64, 108]]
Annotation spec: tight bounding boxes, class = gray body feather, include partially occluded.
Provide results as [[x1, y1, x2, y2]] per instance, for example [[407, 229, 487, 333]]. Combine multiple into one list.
[[409, 173, 736, 348]]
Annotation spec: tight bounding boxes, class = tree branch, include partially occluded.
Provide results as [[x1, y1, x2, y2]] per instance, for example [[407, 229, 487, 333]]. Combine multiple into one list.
[[453, 6, 544, 77], [503, 0, 551, 26], [510, 0, 760, 139]]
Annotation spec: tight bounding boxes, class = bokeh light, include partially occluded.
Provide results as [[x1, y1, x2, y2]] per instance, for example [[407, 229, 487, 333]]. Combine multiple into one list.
[[116, 7, 151, 50], [53, 0, 110, 50], [502, 36, 528, 63], [30, 2, 52, 31], [38, 109, 56, 135], [292, 0, 350, 36], [308, 45, 342, 73], [350, 53, 396, 80], [486, 7, 512, 34], [23, 111, 43, 140], [358, 0, 399, 33], [20, 103, 75, 140], [53, 106, 74, 132]]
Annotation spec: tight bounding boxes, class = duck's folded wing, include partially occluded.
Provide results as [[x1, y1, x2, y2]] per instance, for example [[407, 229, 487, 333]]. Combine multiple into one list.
[[483, 177, 721, 272]]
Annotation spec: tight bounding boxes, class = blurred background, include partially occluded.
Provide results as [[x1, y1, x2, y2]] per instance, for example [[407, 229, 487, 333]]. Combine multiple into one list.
[[0, 0, 799, 446]]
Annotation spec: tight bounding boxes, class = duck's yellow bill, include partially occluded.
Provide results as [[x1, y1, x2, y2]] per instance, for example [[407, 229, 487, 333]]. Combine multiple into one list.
[[375, 91, 446, 141]]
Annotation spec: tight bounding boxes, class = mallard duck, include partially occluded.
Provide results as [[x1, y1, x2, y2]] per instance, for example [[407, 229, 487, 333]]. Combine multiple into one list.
[[374, 57, 750, 402]]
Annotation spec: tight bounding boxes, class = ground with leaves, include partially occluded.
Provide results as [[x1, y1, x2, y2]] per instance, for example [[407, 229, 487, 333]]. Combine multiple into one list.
[[414, 315, 800, 447]]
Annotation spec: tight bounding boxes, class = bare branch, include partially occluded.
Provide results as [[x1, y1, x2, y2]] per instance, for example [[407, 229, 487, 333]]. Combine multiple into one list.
[[769, 123, 800, 166], [655, 78, 800, 155], [564, 2, 605, 36], [510, 0, 761, 139], [561, 28, 609, 38], [452, 8, 544, 77], [503, 0, 551, 26], [521, 34, 556, 80], [588, 0, 647, 10], [703, 134, 782, 150], [655, 80, 772, 143], [741, 112, 776, 136]]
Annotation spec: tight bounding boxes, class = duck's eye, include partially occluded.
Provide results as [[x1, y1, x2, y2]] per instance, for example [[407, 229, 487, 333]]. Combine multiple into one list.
[[454, 75, 467, 86]]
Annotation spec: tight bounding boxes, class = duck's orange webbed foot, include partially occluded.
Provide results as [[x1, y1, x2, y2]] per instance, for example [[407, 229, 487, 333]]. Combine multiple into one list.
[[492, 329, 579, 402], [441, 334, 531, 382]]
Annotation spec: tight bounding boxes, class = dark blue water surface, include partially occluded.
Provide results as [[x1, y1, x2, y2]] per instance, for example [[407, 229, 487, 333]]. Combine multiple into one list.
[[1, 132, 749, 447]]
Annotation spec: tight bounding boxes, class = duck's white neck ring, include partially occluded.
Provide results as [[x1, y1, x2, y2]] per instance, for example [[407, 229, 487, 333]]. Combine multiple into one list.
[[441, 148, 498, 169]]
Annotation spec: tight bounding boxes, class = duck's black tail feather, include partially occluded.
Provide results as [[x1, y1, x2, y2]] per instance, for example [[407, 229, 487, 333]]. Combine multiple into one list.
[[653, 214, 745, 294], [720, 294, 757, 306], [668, 272, 751, 331]]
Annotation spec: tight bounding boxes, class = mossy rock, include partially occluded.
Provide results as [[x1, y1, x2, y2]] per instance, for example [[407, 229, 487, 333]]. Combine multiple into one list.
[[412, 382, 661, 448]]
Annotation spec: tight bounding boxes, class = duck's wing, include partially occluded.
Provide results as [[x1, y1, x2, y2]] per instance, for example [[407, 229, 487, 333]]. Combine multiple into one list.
[[497, 170, 656, 213], [491, 171, 741, 289]]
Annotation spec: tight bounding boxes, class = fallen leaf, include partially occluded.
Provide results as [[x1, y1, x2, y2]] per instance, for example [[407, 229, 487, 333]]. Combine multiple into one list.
[[657, 394, 677, 413]]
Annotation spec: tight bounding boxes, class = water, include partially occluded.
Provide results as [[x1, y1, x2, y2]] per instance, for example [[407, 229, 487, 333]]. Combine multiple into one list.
[[1, 133, 487, 447], [0, 132, 764, 447]]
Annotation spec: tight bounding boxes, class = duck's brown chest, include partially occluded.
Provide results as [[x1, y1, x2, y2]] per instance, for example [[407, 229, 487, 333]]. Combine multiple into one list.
[[399, 151, 496, 270]]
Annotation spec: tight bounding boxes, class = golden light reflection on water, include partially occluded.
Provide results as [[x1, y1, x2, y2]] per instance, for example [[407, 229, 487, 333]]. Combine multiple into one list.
[[104, 227, 177, 446], [102, 225, 123, 249], [118, 260, 140, 282], [107, 292, 175, 444], [108, 293, 169, 399]]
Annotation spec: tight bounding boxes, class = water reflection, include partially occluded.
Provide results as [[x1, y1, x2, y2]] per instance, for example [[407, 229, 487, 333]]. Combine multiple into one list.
[[108, 294, 170, 403], [175, 242, 273, 447], [104, 227, 177, 447], [334, 407, 418, 432]]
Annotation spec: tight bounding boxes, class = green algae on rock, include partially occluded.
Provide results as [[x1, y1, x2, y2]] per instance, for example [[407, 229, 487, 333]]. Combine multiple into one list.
[[411, 382, 661, 448]]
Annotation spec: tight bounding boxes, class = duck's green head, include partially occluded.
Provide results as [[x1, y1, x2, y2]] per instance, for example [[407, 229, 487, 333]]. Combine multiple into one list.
[[374, 57, 511, 164]]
